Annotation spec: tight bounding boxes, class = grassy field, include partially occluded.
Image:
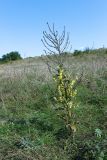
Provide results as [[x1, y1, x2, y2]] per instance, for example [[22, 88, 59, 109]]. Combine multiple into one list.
[[0, 50, 107, 159]]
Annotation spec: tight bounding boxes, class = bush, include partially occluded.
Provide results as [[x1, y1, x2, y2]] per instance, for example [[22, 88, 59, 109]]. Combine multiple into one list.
[[73, 50, 82, 56], [1, 51, 22, 62]]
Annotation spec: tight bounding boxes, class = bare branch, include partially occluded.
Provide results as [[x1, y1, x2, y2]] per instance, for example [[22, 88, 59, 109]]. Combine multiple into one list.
[[41, 23, 71, 71]]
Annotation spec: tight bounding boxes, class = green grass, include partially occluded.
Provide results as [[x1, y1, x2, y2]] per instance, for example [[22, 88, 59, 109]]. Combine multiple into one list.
[[0, 51, 107, 159]]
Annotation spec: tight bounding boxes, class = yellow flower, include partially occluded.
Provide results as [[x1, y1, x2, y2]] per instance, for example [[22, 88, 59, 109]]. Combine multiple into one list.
[[58, 68, 63, 80], [58, 85, 62, 96], [71, 125, 76, 132], [59, 96, 63, 102], [71, 80, 76, 86], [58, 85, 61, 93], [70, 92, 73, 97], [68, 101, 73, 108], [73, 90, 77, 96], [53, 77, 56, 81], [59, 73, 63, 80]]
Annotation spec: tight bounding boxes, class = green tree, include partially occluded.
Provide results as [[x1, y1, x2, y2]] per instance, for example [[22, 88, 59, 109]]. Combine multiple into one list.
[[1, 51, 22, 62]]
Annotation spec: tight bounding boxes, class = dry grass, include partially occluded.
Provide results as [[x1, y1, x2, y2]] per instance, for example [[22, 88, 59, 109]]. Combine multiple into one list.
[[0, 53, 107, 80]]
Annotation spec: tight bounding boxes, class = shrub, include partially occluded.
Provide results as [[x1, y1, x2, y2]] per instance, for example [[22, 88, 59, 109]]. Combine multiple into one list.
[[73, 50, 82, 56], [1, 51, 22, 62]]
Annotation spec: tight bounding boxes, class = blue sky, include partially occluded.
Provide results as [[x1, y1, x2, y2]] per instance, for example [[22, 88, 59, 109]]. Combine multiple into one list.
[[0, 0, 107, 57]]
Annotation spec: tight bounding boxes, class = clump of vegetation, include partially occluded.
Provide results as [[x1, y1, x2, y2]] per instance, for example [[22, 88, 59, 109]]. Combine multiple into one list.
[[73, 47, 107, 56], [0, 51, 22, 63], [73, 50, 82, 56], [53, 65, 78, 133]]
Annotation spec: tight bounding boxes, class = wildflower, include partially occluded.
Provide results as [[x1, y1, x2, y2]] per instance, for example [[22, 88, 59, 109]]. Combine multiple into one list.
[[67, 101, 73, 108], [70, 80, 76, 86], [71, 124, 76, 132], [53, 65, 78, 134], [58, 69, 63, 80], [59, 96, 63, 102], [72, 90, 77, 97], [53, 76, 56, 81]]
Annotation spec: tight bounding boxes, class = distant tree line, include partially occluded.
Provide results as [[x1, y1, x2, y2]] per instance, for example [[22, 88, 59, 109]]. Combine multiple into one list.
[[0, 51, 22, 63], [62, 47, 107, 56], [73, 47, 107, 56]]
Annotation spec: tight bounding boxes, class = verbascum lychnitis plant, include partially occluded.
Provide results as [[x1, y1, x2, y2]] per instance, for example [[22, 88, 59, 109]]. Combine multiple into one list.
[[53, 64, 78, 135], [41, 23, 79, 144]]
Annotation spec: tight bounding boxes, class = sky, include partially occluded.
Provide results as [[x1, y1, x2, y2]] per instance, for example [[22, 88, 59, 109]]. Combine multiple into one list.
[[0, 0, 107, 58]]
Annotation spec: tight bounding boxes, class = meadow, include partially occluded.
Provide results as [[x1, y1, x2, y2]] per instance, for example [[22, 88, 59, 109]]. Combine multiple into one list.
[[0, 49, 107, 159]]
